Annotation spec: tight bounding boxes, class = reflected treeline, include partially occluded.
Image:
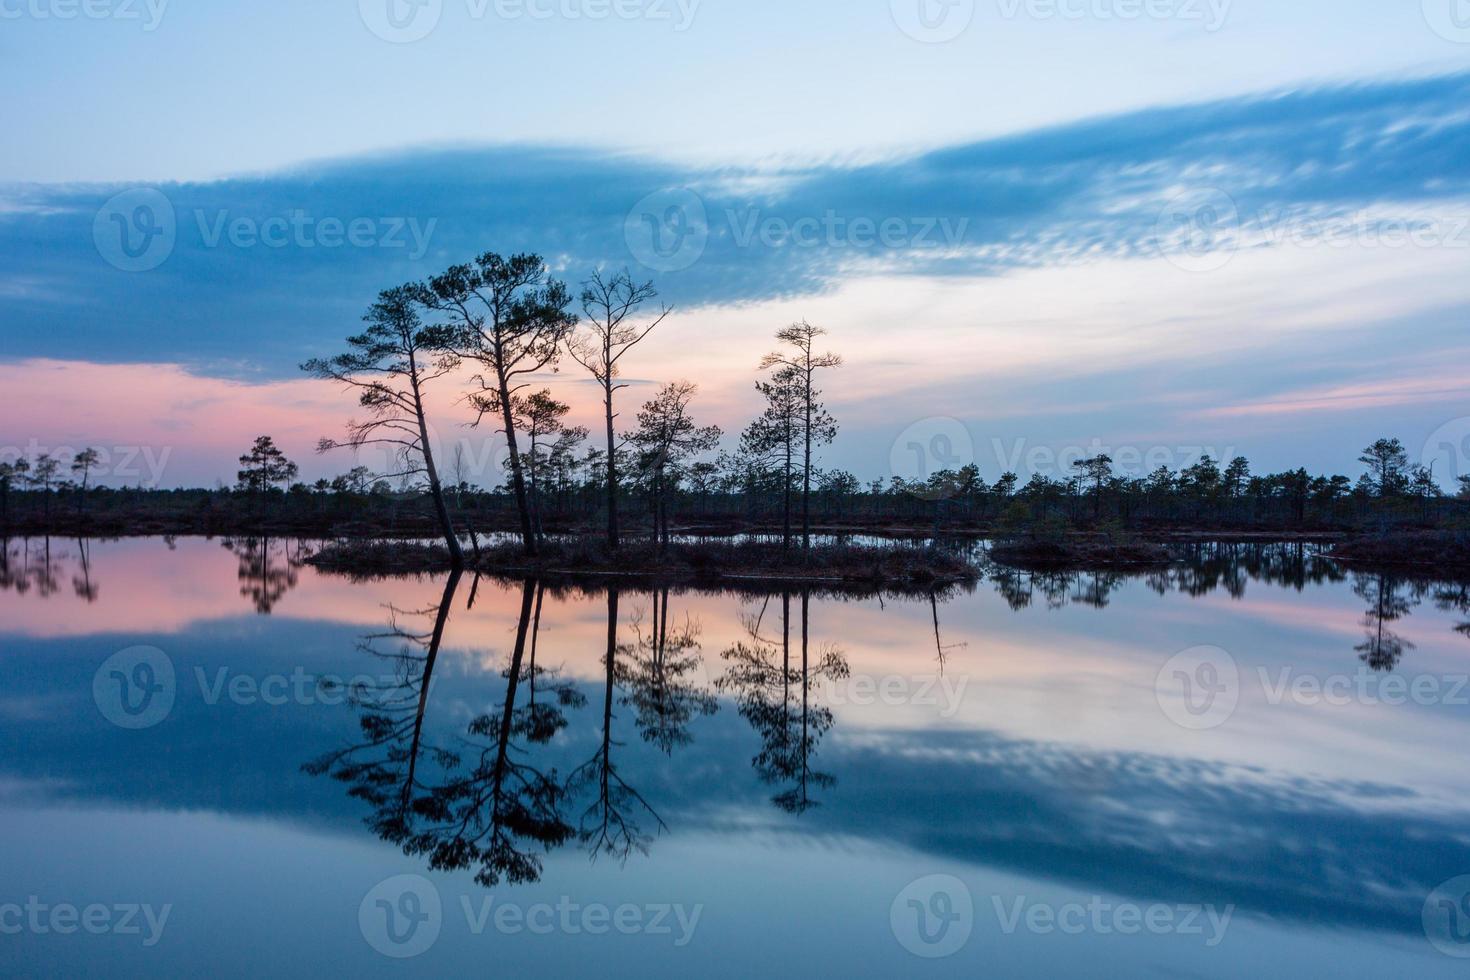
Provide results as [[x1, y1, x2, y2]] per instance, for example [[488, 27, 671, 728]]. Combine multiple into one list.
[[1350, 571, 1470, 670], [984, 540, 1470, 667], [309, 576, 847, 885], [984, 541, 1349, 611], [221, 535, 307, 614], [0, 537, 101, 602]]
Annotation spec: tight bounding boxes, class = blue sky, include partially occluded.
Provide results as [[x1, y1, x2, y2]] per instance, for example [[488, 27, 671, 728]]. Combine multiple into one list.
[[2, 1, 1469, 487]]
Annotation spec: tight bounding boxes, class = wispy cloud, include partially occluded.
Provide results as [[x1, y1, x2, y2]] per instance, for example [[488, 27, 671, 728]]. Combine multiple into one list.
[[2, 72, 1469, 377]]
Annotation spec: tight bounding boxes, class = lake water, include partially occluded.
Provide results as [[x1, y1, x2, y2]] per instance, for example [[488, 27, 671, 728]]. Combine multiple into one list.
[[3, 536, 1470, 977]]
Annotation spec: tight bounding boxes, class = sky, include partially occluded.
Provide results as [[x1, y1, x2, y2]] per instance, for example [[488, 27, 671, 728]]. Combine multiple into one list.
[[2, 0, 1470, 489]]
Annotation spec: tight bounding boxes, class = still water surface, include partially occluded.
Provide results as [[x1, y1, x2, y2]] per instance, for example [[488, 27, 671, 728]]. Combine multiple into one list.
[[3, 536, 1469, 977]]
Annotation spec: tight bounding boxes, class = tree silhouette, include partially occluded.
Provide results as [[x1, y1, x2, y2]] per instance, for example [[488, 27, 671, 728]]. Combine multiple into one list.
[[570, 269, 670, 551], [414, 252, 577, 556], [304, 286, 465, 566], [236, 436, 298, 493], [759, 322, 840, 556], [628, 381, 721, 550]]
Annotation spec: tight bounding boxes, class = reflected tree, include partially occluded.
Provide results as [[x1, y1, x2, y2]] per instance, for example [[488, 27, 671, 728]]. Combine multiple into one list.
[[568, 589, 667, 862], [1352, 572, 1418, 671], [305, 569, 466, 843], [618, 589, 717, 754], [412, 579, 577, 885], [72, 537, 99, 602], [223, 535, 306, 614], [718, 591, 847, 813], [1433, 582, 1470, 640], [308, 575, 580, 886]]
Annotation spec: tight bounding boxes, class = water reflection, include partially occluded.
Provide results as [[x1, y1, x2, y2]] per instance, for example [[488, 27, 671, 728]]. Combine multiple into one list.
[[222, 535, 308, 614], [7, 532, 1470, 964], [310, 579, 858, 882], [718, 592, 849, 813]]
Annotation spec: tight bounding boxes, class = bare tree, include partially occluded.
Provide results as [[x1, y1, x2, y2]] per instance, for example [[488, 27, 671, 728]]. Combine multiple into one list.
[[414, 253, 576, 556], [760, 321, 841, 555], [304, 286, 464, 566], [570, 270, 670, 550]]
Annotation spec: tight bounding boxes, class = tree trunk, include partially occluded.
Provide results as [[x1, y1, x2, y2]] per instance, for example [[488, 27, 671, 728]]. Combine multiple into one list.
[[802, 387, 813, 556], [495, 370, 537, 556], [410, 371, 463, 568], [604, 386, 620, 551], [782, 429, 793, 553]]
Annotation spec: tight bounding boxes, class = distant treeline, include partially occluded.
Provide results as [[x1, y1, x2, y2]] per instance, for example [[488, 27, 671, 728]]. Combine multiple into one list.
[[4, 251, 1467, 551], [2, 434, 1466, 539]]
